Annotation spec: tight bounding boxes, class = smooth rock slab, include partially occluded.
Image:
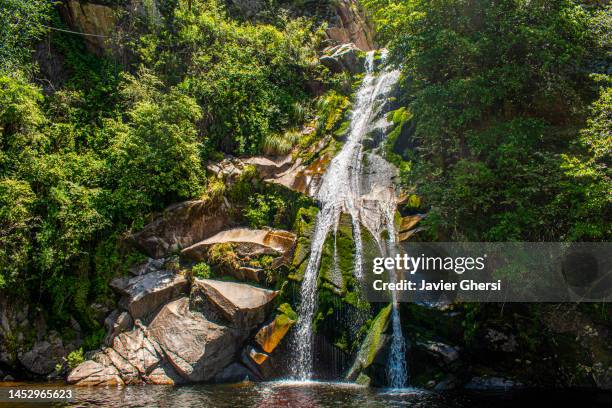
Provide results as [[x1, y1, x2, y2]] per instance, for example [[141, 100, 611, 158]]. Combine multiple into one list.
[[191, 279, 278, 329], [182, 228, 296, 262], [112, 328, 160, 375], [254, 314, 295, 354], [117, 270, 188, 320], [147, 297, 239, 382], [130, 199, 231, 259], [67, 360, 124, 386]]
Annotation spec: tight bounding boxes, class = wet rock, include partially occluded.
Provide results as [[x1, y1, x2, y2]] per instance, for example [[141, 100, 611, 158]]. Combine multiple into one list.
[[215, 362, 260, 383], [104, 311, 133, 346], [130, 199, 231, 259], [417, 341, 460, 365], [326, 0, 376, 50], [465, 376, 524, 391], [267, 151, 331, 196], [147, 297, 239, 382], [321, 43, 365, 74], [254, 313, 296, 354], [115, 270, 189, 320], [190, 279, 278, 330], [67, 360, 124, 386], [346, 305, 391, 381], [104, 347, 141, 385], [434, 375, 458, 391]]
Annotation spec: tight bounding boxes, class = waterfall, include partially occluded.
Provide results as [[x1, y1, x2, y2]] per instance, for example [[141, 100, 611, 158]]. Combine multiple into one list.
[[291, 50, 403, 382], [384, 207, 409, 388]]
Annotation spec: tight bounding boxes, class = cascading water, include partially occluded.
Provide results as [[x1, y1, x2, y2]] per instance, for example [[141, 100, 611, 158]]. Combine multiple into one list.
[[291, 50, 406, 385], [384, 207, 409, 388]]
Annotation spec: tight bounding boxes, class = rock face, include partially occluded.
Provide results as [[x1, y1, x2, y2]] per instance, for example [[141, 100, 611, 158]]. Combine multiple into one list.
[[67, 360, 123, 386], [214, 362, 260, 383], [191, 279, 278, 329], [326, 0, 376, 51], [147, 297, 238, 382], [183, 228, 296, 283], [60, 1, 116, 56], [18, 334, 66, 376], [254, 314, 296, 354], [321, 43, 365, 74], [268, 153, 331, 196], [111, 270, 189, 320], [183, 228, 296, 261], [104, 311, 133, 346], [1, 297, 79, 380], [346, 305, 391, 384], [131, 199, 231, 258], [68, 278, 279, 386]]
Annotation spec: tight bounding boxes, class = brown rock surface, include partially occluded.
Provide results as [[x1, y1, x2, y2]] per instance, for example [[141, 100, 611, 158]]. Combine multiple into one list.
[[116, 270, 188, 320], [254, 314, 296, 354], [60, 1, 115, 56], [191, 279, 278, 330], [131, 199, 231, 259], [147, 297, 239, 382], [67, 360, 124, 386]]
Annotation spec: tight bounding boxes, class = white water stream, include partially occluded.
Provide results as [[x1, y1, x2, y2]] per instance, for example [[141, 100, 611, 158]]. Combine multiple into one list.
[[291, 51, 406, 386]]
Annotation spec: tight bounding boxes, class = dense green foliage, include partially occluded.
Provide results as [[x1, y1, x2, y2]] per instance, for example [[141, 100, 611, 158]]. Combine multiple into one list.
[[0, 0, 323, 336], [366, 0, 611, 241]]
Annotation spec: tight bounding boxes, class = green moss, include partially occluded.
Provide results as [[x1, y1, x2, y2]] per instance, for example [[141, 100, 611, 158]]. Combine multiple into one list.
[[319, 213, 355, 295], [346, 304, 392, 380], [278, 302, 298, 322]]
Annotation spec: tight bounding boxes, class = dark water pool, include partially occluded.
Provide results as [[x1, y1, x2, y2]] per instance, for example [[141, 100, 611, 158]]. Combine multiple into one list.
[[1, 381, 611, 408]]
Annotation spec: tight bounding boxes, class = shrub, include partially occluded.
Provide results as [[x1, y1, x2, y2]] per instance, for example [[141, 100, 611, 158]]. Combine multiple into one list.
[[192, 262, 212, 279]]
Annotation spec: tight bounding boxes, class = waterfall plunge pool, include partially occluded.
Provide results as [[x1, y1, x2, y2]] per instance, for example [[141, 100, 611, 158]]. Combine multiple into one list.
[[1, 381, 610, 407]]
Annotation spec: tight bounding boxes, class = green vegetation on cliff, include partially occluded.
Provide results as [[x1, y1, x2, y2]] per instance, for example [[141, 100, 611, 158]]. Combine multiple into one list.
[[0, 0, 327, 334], [366, 0, 611, 241]]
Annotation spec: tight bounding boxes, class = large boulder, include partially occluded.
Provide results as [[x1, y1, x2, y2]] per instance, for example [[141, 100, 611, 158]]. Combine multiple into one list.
[[321, 43, 365, 74], [146, 362, 185, 385], [112, 328, 161, 376], [130, 199, 231, 259], [111, 270, 189, 320], [104, 310, 133, 346], [183, 228, 296, 283], [18, 331, 66, 376], [67, 360, 123, 386], [346, 305, 391, 382], [182, 228, 296, 262], [190, 279, 278, 330], [146, 297, 240, 382]]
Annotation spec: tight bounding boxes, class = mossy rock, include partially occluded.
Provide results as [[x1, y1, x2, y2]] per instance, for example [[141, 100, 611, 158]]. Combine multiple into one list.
[[319, 213, 356, 295], [346, 304, 392, 381], [289, 206, 319, 282]]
